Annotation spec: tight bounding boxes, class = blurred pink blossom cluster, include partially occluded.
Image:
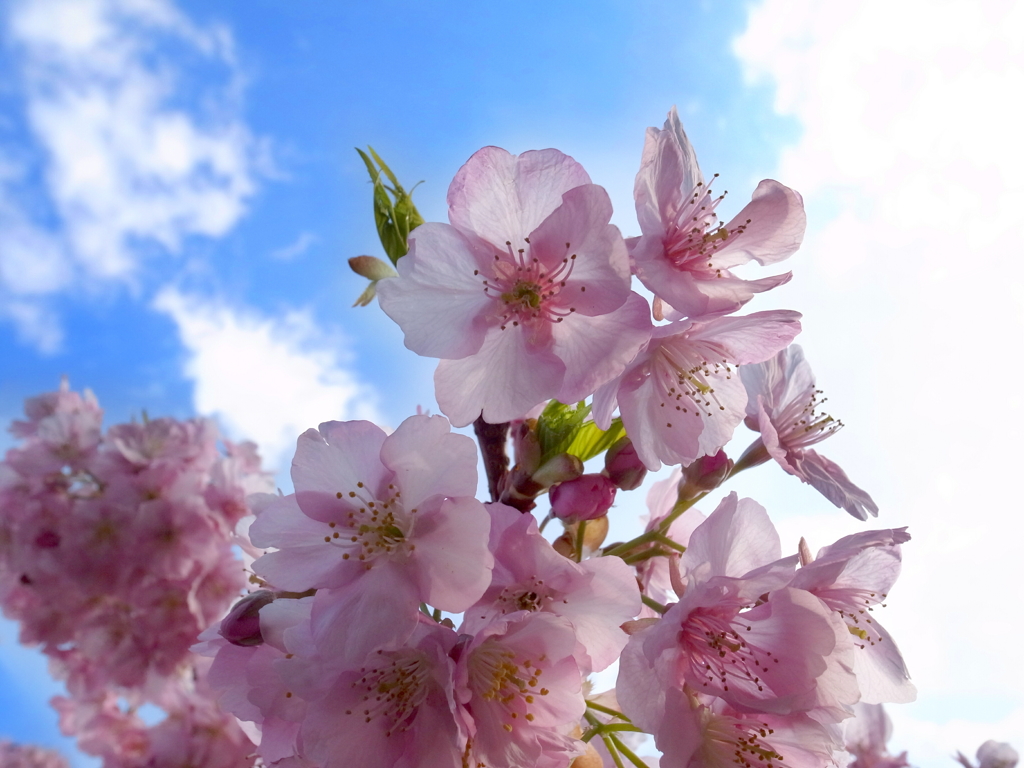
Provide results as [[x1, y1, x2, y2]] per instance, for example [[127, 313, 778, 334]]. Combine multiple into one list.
[[0, 740, 70, 768], [0, 380, 273, 767]]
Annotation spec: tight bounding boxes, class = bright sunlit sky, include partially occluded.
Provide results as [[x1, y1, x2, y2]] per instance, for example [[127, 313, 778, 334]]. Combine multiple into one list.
[[1, 1, 1022, 766]]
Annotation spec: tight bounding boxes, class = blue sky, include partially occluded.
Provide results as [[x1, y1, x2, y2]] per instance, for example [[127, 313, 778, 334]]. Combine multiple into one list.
[[1, 0, 1023, 765]]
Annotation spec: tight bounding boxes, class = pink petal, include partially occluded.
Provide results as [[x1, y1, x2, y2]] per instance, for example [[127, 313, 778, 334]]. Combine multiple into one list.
[[379, 415, 478, 508], [447, 147, 591, 248], [434, 325, 565, 427], [526, 184, 631, 315], [376, 222, 494, 359], [551, 292, 652, 405], [709, 179, 807, 269]]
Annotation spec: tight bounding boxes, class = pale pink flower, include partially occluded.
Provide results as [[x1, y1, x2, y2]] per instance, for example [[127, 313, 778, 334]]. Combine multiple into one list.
[[301, 620, 464, 768], [249, 415, 493, 663], [619, 495, 859, 725], [456, 612, 586, 768], [634, 687, 842, 768], [740, 344, 878, 519], [792, 529, 914, 704], [0, 741, 70, 768], [957, 741, 1019, 768], [844, 703, 909, 768], [630, 107, 805, 317], [377, 146, 652, 426], [461, 503, 639, 674], [593, 311, 801, 470]]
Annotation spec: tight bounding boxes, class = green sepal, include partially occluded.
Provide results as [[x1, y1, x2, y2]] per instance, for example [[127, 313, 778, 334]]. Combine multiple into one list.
[[356, 147, 425, 265], [536, 400, 625, 464]]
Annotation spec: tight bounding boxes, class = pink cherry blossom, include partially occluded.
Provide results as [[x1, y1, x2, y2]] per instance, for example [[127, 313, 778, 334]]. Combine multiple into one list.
[[630, 107, 805, 317], [462, 503, 639, 674], [619, 494, 860, 728], [740, 344, 879, 519], [640, 687, 842, 768], [593, 311, 801, 470], [0, 741, 70, 768], [845, 703, 909, 768], [957, 741, 1020, 768], [455, 612, 585, 768], [377, 146, 652, 426], [301, 619, 464, 768], [249, 414, 493, 663], [792, 529, 915, 704]]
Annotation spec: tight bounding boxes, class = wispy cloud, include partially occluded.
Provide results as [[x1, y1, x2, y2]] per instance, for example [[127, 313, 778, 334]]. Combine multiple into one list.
[[270, 231, 319, 261], [0, 0, 265, 349], [734, 0, 1023, 754], [154, 287, 380, 476]]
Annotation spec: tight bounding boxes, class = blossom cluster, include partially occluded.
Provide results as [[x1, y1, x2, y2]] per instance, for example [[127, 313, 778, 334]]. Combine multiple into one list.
[[2, 109, 1014, 767], [0, 381, 272, 767], [198, 110, 910, 767]]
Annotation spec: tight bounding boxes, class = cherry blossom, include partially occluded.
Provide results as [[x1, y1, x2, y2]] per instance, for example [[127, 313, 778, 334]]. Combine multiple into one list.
[[739, 344, 878, 519], [844, 703, 909, 768], [377, 146, 651, 426], [593, 311, 801, 470], [630, 107, 806, 317], [792, 530, 915, 704]]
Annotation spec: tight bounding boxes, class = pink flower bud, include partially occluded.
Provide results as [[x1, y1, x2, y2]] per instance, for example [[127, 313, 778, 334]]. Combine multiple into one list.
[[678, 450, 733, 500], [549, 473, 617, 522], [604, 437, 647, 490], [219, 590, 276, 647]]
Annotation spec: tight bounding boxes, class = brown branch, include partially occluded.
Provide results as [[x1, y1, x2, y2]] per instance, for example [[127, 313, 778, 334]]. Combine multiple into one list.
[[473, 416, 510, 503]]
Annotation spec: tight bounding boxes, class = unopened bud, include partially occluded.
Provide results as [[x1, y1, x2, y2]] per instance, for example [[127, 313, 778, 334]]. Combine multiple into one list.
[[798, 537, 814, 566], [531, 452, 584, 489], [550, 473, 616, 522], [219, 590, 276, 647], [571, 742, 604, 768], [604, 437, 647, 490], [678, 450, 733, 500], [348, 255, 398, 281], [348, 256, 398, 307], [552, 516, 609, 560]]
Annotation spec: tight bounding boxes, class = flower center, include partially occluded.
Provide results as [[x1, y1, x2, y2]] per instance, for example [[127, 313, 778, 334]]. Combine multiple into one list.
[[678, 603, 778, 697], [343, 649, 431, 736], [468, 640, 549, 732], [701, 710, 787, 768], [477, 239, 582, 330], [496, 577, 551, 613], [652, 343, 734, 428], [776, 387, 843, 450], [328, 480, 415, 567], [665, 173, 751, 276]]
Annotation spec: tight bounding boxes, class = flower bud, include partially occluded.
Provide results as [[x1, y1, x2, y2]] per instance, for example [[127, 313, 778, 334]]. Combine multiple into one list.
[[219, 590, 276, 647], [678, 450, 733, 500], [603, 437, 647, 490], [531, 452, 584, 489], [550, 473, 616, 522]]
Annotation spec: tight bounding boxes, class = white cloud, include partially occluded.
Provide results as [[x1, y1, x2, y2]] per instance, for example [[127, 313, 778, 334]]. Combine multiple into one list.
[[270, 231, 318, 261], [0, 0, 264, 349], [734, 0, 1024, 758], [153, 287, 380, 475]]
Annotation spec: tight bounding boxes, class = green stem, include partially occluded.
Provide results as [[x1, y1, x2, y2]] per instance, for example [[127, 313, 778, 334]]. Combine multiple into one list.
[[641, 595, 668, 614], [603, 492, 704, 559], [609, 734, 649, 768], [584, 712, 626, 768], [574, 519, 587, 562], [585, 700, 632, 721]]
